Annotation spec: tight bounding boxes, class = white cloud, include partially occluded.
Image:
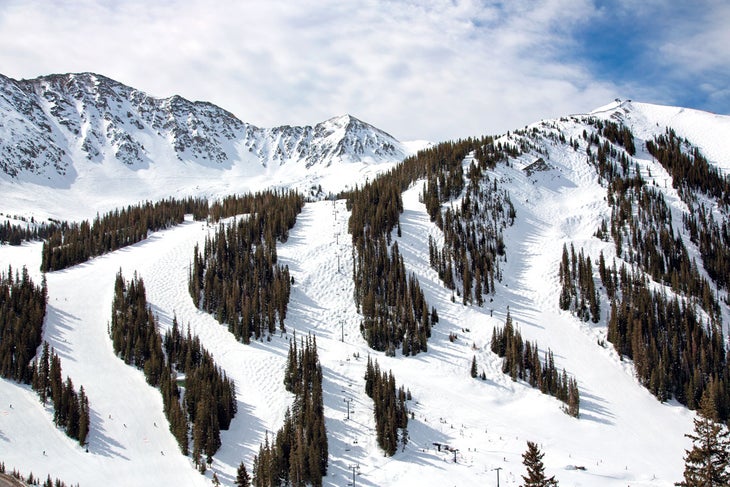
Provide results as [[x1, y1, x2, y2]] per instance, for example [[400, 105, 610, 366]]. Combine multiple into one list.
[[0, 0, 622, 141], [658, 2, 730, 74]]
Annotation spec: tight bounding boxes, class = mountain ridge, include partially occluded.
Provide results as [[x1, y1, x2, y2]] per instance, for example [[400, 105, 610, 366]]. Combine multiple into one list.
[[0, 72, 415, 220], [0, 71, 408, 179]]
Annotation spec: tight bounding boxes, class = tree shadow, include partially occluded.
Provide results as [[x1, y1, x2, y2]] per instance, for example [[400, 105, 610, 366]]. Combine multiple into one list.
[[577, 389, 615, 426], [86, 407, 130, 460], [211, 401, 266, 486], [43, 304, 78, 360]]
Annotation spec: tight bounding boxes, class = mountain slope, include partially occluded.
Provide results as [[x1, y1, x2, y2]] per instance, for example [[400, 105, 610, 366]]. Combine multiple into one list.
[[0, 72, 413, 220], [2, 100, 730, 486]]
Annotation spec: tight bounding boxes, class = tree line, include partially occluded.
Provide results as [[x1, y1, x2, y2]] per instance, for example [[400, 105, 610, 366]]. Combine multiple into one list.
[[253, 334, 327, 487], [0, 217, 59, 246], [490, 311, 580, 417], [647, 128, 730, 206], [346, 174, 420, 355], [365, 356, 410, 455], [164, 317, 237, 470], [0, 266, 46, 382], [41, 196, 208, 272], [355, 236, 433, 355], [188, 190, 304, 343], [111, 271, 236, 468]]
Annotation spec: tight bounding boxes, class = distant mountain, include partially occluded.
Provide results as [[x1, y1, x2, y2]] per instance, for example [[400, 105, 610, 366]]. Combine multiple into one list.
[[0, 72, 408, 183]]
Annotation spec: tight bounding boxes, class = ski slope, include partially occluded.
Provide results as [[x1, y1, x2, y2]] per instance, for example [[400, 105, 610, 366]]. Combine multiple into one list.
[[4, 100, 730, 485]]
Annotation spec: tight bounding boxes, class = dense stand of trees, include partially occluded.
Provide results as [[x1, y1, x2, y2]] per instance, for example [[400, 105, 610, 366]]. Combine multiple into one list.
[[647, 128, 730, 205], [1, 266, 89, 444], [253, 335, 327, 487], [586, 122, 730, 419], [348, 175, 431, 355], [30, 343, 90, 445], [599, 120, 636, 156], [188, 190, 304, 343], [0, 266, 46, 382], [491, 312, 580, 417], [558, 244, 600, 323], [604, 263, 728, 414], [41, 197, 207, 272], [0, 217, 59, 245], [111, 271, 236, 467], [365, 357, 410, 455], [354, 236, 432, 355], [164, 317, 237, 469]]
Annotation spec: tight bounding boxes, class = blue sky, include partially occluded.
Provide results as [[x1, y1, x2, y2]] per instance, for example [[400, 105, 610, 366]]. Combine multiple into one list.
[[570, 0, 729, 115], [0, 0, 727, 141]]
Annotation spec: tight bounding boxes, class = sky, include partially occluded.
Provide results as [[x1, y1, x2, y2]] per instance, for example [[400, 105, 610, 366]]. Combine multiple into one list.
[[0, 0, 728, 142]]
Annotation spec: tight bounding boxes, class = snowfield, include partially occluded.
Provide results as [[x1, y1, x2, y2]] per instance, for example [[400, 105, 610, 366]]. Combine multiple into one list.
[[3, 100, 730, 486]]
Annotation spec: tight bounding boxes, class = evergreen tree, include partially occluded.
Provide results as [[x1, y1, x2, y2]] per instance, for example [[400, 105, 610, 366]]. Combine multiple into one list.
[[521, 441, 558, 487], [470, 355, 478, 378], [236, 462, 251, 487], [677, 391, 730, 486]]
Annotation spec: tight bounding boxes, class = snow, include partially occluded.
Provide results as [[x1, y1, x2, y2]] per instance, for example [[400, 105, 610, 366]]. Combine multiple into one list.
[[592, 100, 730, 173], [2, 100, 725, 486]]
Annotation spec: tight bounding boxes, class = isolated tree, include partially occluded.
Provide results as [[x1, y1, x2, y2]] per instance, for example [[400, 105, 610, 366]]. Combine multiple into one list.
[[677, 391, 730, 486], [521, 441, 558, 487], [470, 355, 478, 378]]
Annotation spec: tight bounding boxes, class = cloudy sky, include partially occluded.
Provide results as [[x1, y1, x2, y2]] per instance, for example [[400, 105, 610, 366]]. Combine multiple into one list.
[[0, 0, 727, 141]]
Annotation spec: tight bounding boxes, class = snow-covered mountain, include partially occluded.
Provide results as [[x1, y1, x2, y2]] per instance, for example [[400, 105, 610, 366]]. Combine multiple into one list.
[[0, 72, 413, 219], [2, 96, 730, 487]]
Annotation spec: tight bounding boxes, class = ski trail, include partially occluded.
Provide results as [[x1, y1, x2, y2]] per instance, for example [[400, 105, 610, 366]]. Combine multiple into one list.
[[277, 200, 379, 487], [25, 224, 210, 487]]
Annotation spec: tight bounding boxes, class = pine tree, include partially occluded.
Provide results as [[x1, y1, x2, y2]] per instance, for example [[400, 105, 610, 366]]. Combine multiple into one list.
[[521, 441, 558, 486], [78, 386, 90, 445], [470, 355, 478, 378], [236, 462, 251, 487], [677, 391, 730, 486]]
